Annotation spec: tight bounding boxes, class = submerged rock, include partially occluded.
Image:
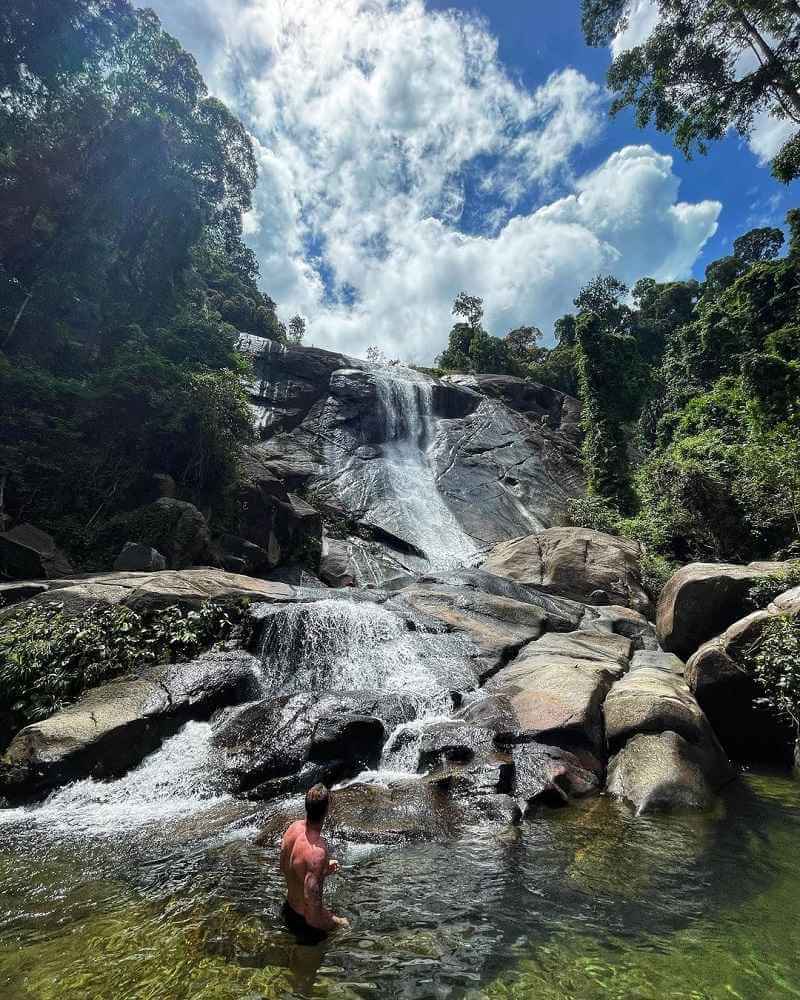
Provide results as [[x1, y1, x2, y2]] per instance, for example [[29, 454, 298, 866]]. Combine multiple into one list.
[[481, 527, 651, 616], [607, 731, 733, 815]]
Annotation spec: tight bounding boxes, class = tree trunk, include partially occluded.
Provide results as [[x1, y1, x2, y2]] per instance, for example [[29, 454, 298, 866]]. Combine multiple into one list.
[[727, 1, 800, 122], [2, 291, 33, 350]]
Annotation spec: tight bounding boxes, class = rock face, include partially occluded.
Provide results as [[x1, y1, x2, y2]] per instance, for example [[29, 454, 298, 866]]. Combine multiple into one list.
[[685, 585, 800, 764], [656, 560, 788, 658], [484, 630, 631, 754], [0, 650, 260, 800], [236, 341, 584, 585], [0, 524, 74, 580], [481, 528, 651, 616], [212, 690, 416, 798]]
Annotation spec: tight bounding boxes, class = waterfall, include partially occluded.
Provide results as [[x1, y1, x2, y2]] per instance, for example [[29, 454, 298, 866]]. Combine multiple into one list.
[[258, 599, 474, 715], [366, 365, 477, 568]]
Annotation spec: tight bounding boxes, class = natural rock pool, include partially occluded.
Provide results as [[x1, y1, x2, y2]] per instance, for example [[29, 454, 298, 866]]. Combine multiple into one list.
[[2, 766, 799, 1000]]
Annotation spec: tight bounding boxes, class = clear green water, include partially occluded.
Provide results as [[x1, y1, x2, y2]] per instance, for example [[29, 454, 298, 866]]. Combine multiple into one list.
[[1, 771, 799, 1000]]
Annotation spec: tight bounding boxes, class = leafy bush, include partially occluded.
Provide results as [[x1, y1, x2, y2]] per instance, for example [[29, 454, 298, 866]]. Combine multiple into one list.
[[565, 495, 623, 536], [746, 564, 800, 612], [0, 599, 249, 731], [742, 616, 800, 733]]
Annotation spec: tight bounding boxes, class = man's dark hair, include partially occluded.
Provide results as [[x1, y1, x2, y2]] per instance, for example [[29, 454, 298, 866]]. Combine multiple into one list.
[[305, 783, 330, 824]]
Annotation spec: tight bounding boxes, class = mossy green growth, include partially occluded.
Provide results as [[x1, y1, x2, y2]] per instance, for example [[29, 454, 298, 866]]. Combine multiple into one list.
[[0, 599, 249, 732]]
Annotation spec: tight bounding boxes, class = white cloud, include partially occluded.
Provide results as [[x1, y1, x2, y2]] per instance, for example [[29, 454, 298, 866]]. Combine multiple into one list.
[[144, 0, 720, 362], [610, 0, 660, 58]]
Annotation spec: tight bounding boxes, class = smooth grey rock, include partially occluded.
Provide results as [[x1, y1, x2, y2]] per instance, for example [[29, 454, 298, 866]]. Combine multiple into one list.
[[481, 527, 651, 616], [511, 742, 600, 808], [113, 542, 166, 573], [685, 586, 800, 765], [656, 560, 790, 658], [630, 650, 685, 675]]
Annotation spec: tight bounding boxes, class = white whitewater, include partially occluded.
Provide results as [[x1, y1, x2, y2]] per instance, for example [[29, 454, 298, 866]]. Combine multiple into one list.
[[367, 365, 477, 569], [0, 722, 228, 836]]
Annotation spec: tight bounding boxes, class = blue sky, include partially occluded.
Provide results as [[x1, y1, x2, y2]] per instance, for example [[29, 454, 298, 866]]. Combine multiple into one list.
[[142, 0, 794, 361]]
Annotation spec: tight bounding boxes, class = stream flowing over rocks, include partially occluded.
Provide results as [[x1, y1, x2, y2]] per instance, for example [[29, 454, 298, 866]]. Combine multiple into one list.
[[1, 346, 746, 847]]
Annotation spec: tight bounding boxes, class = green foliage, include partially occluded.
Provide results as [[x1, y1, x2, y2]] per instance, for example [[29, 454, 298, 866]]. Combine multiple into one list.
[[0, 2, 275, 559], [582, 0, 800, 182], [565, 495, 623, 536], [747, 565, 800, 612], [0, 599, 249, 730], [743, 616, 800, 732]]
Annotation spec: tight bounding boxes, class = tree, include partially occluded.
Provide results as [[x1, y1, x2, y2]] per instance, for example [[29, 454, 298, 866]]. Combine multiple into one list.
[[287, 315, 306, 345], [505, 325, 543, 364], [582, 0, 800, 181], [573, 275, 630, 330], [452, 292, 484, 329], [734, 226, 786, 265]]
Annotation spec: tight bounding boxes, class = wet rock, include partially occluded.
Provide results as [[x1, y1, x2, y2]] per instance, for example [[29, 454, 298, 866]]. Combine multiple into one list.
[[0, 523, 74, 580], [607, 731, 734, 815], [442, 374, 579, 437], [685, 586, 800, 765], [389, 584, 548, 678], [431, 400, 584, 546], [511, 743, 600, 807], [485, 631, 630, 754], [113, 542, 166, 572], [212, 690, 417, 797], [583, 604, 658, 649], [0, 650, 260, 801], [416, 721, 494, 771], [481, 528, 651, 616], [656, 560, 789, 658]]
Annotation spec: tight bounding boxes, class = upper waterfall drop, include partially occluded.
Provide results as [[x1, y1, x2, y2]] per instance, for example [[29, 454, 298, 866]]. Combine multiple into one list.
[[364, 364, 477, 570]]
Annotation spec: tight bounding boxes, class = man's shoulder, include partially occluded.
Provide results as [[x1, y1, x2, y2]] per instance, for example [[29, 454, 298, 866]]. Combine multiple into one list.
[[282, 819, 304, 843]]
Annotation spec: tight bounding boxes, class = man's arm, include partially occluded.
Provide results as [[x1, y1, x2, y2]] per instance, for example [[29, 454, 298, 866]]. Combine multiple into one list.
[[303, 852, 348, 931]]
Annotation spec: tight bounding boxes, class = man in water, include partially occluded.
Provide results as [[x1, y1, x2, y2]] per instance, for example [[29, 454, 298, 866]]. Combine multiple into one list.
[[280, 783, 349, 943]]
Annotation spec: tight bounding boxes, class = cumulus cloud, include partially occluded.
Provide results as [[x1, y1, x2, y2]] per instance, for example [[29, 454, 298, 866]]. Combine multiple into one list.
[[144, 0, 720, 361]]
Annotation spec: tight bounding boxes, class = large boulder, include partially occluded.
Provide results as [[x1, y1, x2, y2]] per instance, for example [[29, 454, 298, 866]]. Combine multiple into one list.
[[0, 524, 73, 580], [685, 586, 800, 764], [484, 630, 631, 754], [113, 542, 166, 572], [101, 498, 213, 570], [481, 528, 651, 616], [511, 742, 600, 808], [656, 560, 789, 659], [211, 690, 416, 797], [607, 731, 733, 815], [0, 650, 260, 801]]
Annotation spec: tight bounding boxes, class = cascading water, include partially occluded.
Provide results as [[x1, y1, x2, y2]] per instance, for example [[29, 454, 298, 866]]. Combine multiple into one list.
[[0, 721, 229, 836], [362, 365, 477, 569]]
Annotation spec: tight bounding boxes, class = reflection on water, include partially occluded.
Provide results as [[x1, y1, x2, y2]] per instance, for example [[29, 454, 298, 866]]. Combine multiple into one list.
[[1, 773, 799, 999]]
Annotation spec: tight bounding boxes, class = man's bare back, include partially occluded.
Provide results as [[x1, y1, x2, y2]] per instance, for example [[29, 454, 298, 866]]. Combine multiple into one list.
[[279, 784, 348, 939]]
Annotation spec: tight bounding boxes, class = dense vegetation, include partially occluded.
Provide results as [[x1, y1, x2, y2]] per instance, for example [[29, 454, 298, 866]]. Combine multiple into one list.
[[0, 1, 287, 564], [0, 598, 249, 733], [437, 212, 800, 583]]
